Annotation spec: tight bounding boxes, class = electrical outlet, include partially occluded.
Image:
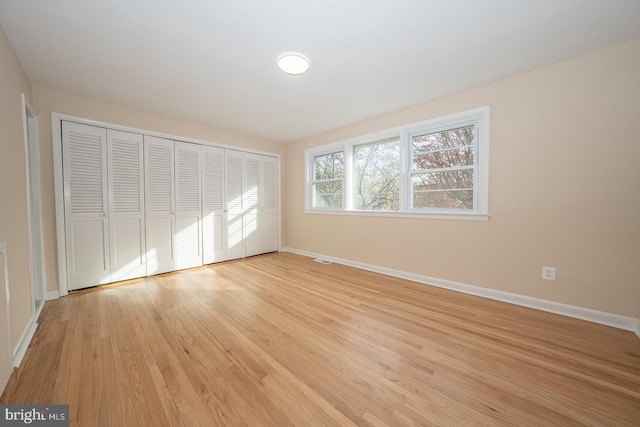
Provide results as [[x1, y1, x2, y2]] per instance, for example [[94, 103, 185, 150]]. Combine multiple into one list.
[[542, 266, 556, 281]]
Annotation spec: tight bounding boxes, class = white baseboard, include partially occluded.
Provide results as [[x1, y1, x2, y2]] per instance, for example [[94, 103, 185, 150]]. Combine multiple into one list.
[[282, 247, 639, 334], [45, 290, 59, 301], [12, 316, 38, 368]]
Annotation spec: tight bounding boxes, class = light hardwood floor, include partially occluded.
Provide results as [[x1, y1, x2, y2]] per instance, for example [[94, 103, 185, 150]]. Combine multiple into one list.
[[2, 252, 639, 426]]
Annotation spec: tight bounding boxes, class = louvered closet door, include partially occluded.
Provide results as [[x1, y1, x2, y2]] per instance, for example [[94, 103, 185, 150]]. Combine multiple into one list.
[[144, 136, 176, 275], [261, 155, 279, 253], [224, 150, 245, 260], [175, 141, 203, 270], [202, 146, 226, 264], [107, 129, 146, 282], [62, 121, 110, 290], [244, 153, 262, 257]]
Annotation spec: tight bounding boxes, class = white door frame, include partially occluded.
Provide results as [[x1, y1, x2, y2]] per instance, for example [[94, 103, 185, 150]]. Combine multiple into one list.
[[21, 94, 46, 315], [0, 243, 12, 393]]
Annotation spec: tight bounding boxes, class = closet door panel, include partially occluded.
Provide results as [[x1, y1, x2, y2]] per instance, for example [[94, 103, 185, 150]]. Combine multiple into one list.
[[111, 218, 144, 276], [108, 129, 146, 282], [69, 220, 108, 274], [146, 217, 174, 273], [175, 142, 203, 270], [261, 213, 278, 253], [261, 155, 279, 253], [144, 136, 176, 275], [244, 153, 262, 257], [202, 146, 226, 264], [225, 150, 245, 260], [203, 215, 225, 263], [62, 121, 110, 290], [243, 212, 260, 257], [176, 215, 201, 267]]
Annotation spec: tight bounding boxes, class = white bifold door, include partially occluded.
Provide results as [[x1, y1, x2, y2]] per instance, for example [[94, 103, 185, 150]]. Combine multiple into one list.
[[243, 153, 261, 257], [224, 151, 279, 259], [260, 155, 279, 254], [202, 146, 226, 264], [108, 130, 146, 282], [214, 149, 279, 261], [61, 121, 278, 291], [144, 136, 176, 275], [175, 141, 203, 270], [62, 122, 146, 290], [62, 122, 110, 290], [145, 137, 203, 274], [224, 150, 246, 260], [244, 153, 279, 257]]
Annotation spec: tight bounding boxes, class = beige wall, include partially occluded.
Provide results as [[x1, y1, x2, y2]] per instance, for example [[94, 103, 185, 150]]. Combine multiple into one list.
[[285, 39, 640, 319], [0, 24, 34, 348], [32, 86, 285, 294]]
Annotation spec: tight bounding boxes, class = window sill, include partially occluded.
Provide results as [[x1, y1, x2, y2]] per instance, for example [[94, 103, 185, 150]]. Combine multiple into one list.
[[304, 209, 490, 221]]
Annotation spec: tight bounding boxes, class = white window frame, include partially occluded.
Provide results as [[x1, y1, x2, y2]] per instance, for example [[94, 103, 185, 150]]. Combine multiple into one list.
[[305, 106, 490, 221], [309, 149, 346, 209]]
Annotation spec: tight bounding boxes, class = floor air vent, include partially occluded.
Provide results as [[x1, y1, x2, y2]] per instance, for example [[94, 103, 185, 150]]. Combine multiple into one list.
[[313, 258, 332, 265]]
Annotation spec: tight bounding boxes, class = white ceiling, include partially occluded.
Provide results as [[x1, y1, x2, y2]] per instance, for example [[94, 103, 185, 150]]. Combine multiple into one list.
[[1, 1, 639, 142]]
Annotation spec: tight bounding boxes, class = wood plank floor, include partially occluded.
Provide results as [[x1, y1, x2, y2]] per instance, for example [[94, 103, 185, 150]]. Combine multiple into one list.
[[2, 252, 639, 426]]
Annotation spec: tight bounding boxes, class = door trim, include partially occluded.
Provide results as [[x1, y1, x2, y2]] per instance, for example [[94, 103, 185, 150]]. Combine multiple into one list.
[[0, 242, 12, 392], [52, 115, 69, 297], [21, 94, 46, 314]]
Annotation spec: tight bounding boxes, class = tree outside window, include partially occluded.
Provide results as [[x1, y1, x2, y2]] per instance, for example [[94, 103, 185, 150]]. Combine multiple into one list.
[[312, 151, 344, 208], [410, 125, 475, 210], [354, 138, 400, 211]]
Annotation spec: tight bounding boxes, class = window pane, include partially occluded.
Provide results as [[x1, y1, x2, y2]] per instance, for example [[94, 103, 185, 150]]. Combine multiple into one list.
[[412, 125, 475, 171], [313, 181, 342, 208], [412, 170, 474, 189], [412, 190, 474, 210], [354, 139, 400, 211], [314, 152, 344, 180], [412, 169, 474, 209]]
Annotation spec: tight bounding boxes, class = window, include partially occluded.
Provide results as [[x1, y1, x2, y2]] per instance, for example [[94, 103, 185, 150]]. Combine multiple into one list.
[[305, 106, 489, 220], [410, 125, 475, 210], [354, 137, 400, 211], [311, 151, 344, 208]]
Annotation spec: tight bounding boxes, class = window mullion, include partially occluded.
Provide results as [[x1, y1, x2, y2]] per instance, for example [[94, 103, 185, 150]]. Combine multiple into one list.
[[312, 177, 342, 184], [412, 144, 473, 157], [344, 144, 353, 210], [306, 152, 313, 209], [399, 132, 409, 211], [474, 119, 481, 212], [411, 165, 476, 175]]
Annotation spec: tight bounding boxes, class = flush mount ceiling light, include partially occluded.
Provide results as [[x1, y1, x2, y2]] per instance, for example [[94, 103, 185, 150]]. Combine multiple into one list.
[[277, 53, 310, 75]]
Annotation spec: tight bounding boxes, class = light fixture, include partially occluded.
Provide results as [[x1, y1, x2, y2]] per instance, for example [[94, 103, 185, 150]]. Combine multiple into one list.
[[277, 53, 310, 75]]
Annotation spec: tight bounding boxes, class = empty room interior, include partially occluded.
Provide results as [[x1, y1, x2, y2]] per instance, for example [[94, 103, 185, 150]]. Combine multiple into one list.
[[1, 1, 639, 425]]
